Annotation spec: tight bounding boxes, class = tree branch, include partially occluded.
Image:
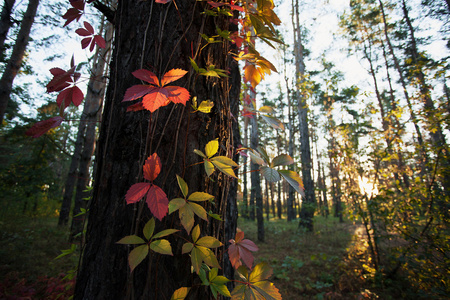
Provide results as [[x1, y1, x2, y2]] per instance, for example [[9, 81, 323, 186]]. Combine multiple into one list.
[[92, 1, 115, 25]]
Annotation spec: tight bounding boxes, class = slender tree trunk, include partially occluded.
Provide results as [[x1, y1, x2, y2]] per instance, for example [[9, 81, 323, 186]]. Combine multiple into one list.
[[74, 1, 240, 298], [70, 20, 112, 240], [250, 99, 264, 241], [285, 76, 295, 221], [242, 117, 249, 218], [0, 0, 15, 57], [0, 0, 39, 124], [292, 0, 315, 231]]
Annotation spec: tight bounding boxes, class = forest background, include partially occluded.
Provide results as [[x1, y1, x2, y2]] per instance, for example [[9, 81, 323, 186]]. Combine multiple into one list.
[[0, 0, 449, 299]]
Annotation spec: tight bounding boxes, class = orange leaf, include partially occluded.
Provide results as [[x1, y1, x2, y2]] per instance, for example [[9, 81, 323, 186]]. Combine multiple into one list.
[[142, 87, 170, 112], [165, 86, 190, 105], [244, 64, 262, 89], [143, 153, 162, 181], [160, 69, 188, 86], [126, 102, 144, 112]]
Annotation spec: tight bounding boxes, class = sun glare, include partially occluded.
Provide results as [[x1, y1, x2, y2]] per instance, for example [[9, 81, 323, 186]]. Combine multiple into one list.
[[358, 177, 378, 197]]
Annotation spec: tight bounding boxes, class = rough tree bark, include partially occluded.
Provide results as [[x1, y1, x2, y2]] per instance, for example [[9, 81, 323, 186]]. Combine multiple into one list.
[[0, 0, 16, 57], [0, 0, 39, 124], [74, 1, 240, 299]]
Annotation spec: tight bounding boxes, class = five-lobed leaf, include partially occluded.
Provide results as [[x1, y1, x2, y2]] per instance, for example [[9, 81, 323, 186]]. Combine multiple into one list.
[[228, 230, 259, 269]]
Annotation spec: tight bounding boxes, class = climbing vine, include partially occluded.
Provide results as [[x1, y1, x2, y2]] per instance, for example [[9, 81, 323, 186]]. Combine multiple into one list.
[[26, 0, 305, 299]]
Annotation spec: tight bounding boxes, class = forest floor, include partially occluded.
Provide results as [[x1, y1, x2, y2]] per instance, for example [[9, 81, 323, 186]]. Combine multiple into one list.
[[0, 213, 410, 299], [238, 216, 411, 300]]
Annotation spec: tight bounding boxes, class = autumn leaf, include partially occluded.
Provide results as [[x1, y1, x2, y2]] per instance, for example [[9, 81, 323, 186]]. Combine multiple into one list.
[[56, 86, 84, 108], [208, 268, 231, 298], [228, 230, 259, 269], [194, 139, 239, 178], [123, 68, 190, 113], [231, 262, 282, 300], [170, 287, 190, 300], [25, 116, 64, 138], [146, 185, 168, 221], [182, 225, 222, 274], [62, 0, 84, 27], [76, 21, 106, 51], [125, 153, 169, 221], [117, 218, 177, 272], [155, 0, 171, 3], [169, 176, 212, 234], [143, 153, 162, 181]]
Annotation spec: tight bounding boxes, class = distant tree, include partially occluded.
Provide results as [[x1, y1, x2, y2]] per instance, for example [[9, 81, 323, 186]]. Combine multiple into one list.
[[0, 0, 39, 125]]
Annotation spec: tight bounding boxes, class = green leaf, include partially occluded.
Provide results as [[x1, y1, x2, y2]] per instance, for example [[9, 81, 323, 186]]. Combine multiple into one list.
[[192, 224, 200, 242], [152, 229, 178, 239], [170, 287, 191, 300], [189, 202, 208, 221], [204, 160, 215, 176], [128, 244, 149, 272], [197, 236, 222, 248], [189, 57, 200, 72], [55, 243, 76, 260], [205, 139, 219, 158], [179, 205, 195, 234], [198, 246, 221, 269], [249, 262, 273, 282], [197, 100, 214, 113], [208, 211, 223, 221], [182, 242, 194, 254], [143, 218, 155, 240], [261, 114, 284, 130], [257, 147, 270, 163], [260, 166, 281, 182], [278, 170, 305, 196], [211, 156, 239, 167], [169, 198, 186, 214], [191, 247, 203, 274], [188, 192, 214, 202], [211, 160, 237, 178], [176, 175, 188, 198], [272, 154, 294, 167], [211, 281, 231, 298], [150, 239, 173, 255], [248, 151, 265, 165], [194, 149, 206, 158], [117, 235, 146, 245]]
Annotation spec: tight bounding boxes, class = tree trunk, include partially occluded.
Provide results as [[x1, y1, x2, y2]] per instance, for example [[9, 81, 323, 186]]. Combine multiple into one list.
[[0, 0, 15, 58], [0, 0, 39, 124], [250, 101, 264, 241], [70, 20, 112, 240], [242, 117, 249, 218], [74, 1, 240, 299], [292, 0, 315, 231]]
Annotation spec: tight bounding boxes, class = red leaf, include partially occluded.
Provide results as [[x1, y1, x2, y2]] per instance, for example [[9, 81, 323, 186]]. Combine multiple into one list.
[[25, 116, 64, 138], [165, 86, 190, 105], [228, 231, 259, 269], [81, 37, 92, 49], [47, 67, 73, 93], [75, 28, 91, 37], [83, 21, 94, 34], [126, 102, 144, 112], [229, 4, 244, 11], [94, 35, 106, 48], [123, 85, 155, 102], [125, 182, 151, 204], [62, 5, 83, 27], [208, 1, 226, 7], [142, 87, 170, 112], [143, 153, 162, 181], [160, 69, 188, 86], [146, 185, 168, 221], [56, 86, 84, 108], [132, 69, 160, 86], [89, 38, 95, 51], [155, 0, 172, 3]]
